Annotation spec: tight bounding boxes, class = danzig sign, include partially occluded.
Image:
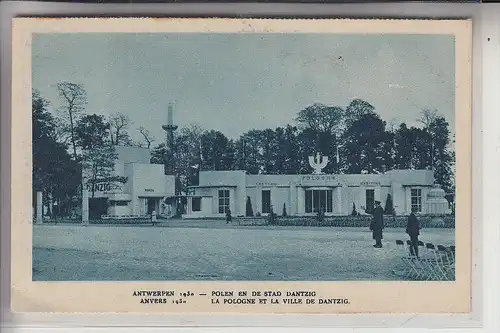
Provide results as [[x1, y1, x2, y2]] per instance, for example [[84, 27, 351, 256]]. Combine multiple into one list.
[[86, 183, 111, 192]]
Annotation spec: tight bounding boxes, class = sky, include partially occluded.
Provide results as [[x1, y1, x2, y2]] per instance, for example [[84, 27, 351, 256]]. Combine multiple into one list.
[[32, 33, 455, 144]]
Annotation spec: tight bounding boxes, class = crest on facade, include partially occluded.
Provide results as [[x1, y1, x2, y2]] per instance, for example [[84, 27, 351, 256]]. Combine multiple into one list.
[[308, 152, 329, 174]]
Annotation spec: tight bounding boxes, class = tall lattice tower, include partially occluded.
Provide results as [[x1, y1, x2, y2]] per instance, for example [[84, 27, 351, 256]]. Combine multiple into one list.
[[162, 102, 178, 175]]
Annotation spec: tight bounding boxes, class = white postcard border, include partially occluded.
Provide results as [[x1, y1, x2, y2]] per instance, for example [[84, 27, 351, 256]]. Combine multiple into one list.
[[10, 17, 473, 317]]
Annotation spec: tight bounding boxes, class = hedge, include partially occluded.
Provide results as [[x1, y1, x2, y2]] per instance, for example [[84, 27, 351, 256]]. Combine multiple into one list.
[[236, 215, 455, 228]]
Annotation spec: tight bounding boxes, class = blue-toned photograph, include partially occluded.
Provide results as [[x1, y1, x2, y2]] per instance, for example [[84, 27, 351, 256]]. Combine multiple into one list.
[[31, 33, 456, 282]]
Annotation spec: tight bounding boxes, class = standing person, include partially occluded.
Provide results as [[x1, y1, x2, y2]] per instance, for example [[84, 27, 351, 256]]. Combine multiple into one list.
[[151, 209, 157, 226], [369, 200, 385, 248], [406, 207, 420, 257], [226, 208, 232, 224]]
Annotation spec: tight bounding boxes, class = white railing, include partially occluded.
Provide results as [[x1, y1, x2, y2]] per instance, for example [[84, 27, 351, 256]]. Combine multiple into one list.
[[101, 215, 150, 220]]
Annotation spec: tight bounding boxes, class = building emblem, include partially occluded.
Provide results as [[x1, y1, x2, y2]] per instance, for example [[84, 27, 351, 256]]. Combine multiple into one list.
[[308, 152, 329, 174]]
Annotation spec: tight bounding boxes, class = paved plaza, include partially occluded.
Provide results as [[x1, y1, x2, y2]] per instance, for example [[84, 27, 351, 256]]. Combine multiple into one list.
[[32, 221, 455, 281]]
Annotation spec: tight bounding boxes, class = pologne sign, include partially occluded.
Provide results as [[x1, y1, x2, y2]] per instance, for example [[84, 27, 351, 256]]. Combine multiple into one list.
[[301, 175, 336, 181]]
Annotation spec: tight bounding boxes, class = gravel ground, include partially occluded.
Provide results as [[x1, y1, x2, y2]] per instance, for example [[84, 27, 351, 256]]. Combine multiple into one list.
[[32, 222, 455, 281]]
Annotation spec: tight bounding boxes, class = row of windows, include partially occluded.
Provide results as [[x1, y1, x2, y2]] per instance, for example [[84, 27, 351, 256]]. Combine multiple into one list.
[[206, 188, 424, 215]]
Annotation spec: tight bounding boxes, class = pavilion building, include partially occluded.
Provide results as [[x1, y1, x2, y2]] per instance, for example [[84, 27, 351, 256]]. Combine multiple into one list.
[[184, 154, 451, 218]]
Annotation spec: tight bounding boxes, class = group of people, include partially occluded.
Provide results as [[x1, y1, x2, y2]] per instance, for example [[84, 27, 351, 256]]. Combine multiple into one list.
[[368, 200, 421, 255]]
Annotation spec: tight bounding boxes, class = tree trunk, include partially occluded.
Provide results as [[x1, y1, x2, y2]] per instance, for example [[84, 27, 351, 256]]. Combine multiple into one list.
[[68, 109, 78, 160]]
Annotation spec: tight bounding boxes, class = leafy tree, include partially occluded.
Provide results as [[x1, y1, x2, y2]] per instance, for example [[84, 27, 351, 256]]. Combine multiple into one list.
[[295, 103, 343, 134], [32, 90, 81, 217], [351, 202, 357, 216], [56, 81, 87, 160], [200, 130, 234, 171], [246, 196, 254, 217], [394, 123, 413, 169], [82, 144, 118, 199], [343, 99, 376, 129], [297, 128, 339, 174], [384, 194, 394, 215], [393, 111, 455, 194], [150, 143, 166, 164], [75, 114, 110, 150], [75, 114, 119, 198], [161, 125, 205, 194], [427, 116, 453, 189], [233, 130, 262, 174], [295, 103, 342, 173], [280, 125, 302, 174], [409, 127, 432, 170], [342, 113, 394, 174]]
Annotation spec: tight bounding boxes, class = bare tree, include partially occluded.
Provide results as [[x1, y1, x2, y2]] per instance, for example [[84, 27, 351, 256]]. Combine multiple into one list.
[[109, 112, 133, 146], [137, 126, 156, 149], [417, 108, 439, 128], [56, 81, 87, 160]]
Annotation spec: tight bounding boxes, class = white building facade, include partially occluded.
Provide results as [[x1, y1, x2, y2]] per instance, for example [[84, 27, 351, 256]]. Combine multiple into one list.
[[185, 169, 451, 218], [82, 146, 176, 220]]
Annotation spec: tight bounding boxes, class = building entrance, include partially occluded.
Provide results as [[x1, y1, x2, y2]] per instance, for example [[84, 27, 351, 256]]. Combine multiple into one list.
[[305, 189, 333, 213], [146, 198, 158, 214], [89, 198, 108, 220]]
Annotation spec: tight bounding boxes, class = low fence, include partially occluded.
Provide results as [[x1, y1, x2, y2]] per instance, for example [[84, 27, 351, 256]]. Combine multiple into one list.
[[236, 215, 455, 228], [236, 217, 269, 226], [37, 218, 154, 225], [36, 215, 455, 228]]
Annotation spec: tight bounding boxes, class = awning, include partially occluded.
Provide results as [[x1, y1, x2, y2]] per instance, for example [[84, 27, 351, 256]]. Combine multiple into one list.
[[107, 193, 132, 201], [137, 193, 175, 198], [188, 185, 238, 188], [301, 186, 338, 190]]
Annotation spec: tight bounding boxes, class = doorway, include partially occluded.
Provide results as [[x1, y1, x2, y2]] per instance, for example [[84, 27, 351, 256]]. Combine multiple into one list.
[[146, 198, 157, 214], [89, 198, 108, 220]]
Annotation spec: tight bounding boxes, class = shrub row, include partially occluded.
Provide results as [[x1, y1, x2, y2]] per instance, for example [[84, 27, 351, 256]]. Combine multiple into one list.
[[236, 215, 455, 228]]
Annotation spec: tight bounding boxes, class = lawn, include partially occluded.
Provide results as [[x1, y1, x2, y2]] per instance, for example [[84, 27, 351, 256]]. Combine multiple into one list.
[[32, 222, 455, 281]]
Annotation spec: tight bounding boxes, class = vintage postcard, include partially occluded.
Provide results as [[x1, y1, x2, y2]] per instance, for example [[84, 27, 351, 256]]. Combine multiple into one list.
[[11, 18, 472, 314]]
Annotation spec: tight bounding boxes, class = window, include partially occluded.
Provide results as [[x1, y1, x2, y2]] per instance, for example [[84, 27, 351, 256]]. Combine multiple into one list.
[[305, 189, 333, 213], [305, 190, 312, 213], [218, 190, 230, 214], [365, 189, 375, 214], [411, 188, 422, 212], [192, 197, 202, 212], [262, 190, 271, 214]]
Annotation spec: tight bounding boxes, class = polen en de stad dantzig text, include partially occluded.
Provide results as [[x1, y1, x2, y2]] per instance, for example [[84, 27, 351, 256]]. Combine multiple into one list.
[[132, 290, 350, 306]]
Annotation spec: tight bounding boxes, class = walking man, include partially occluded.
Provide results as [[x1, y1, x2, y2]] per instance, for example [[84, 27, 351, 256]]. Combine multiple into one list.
[[406, 207, 420, 257], [226, 208, 232, 224], [370, 200, 385, 248]]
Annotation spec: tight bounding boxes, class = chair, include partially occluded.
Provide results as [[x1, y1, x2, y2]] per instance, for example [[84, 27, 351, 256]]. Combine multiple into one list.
[[402, 240, 427, 280], [425, 243, 449, 280], [437, 244, 455, 280], [417, 240, 427, 255], [394, 240, 421, 279]]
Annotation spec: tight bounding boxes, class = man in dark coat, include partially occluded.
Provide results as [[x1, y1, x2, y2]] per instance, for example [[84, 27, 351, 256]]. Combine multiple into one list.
[[406, 207, 420, 257], [226, 208, 232, 224], [370, 200, 384, 248]]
